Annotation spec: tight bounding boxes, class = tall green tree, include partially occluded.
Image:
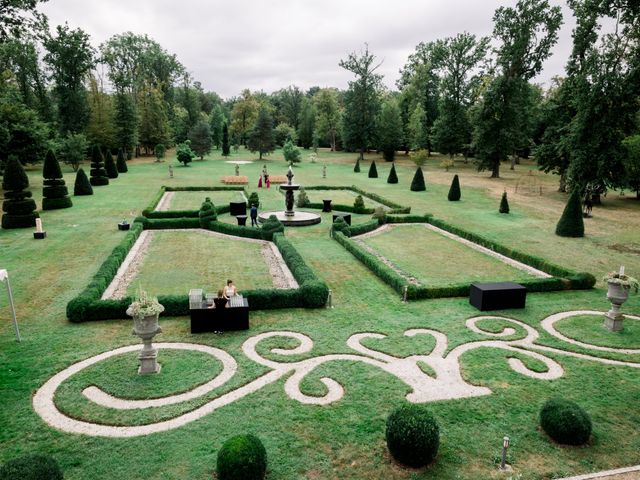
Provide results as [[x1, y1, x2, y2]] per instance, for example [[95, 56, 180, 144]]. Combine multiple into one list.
[[209, 104, 225, 149], [272, 85, 304, 129], [297, 98, 315, 149], [247, 107, 275, 160], [340, 44, 383, 161], [138, 82, 170, 153], [313, 88, 341, 151], [377, 98, 403, 161], [0, 0, 48, 40], [622, 135, 640, 199], [230, 89, 259, 145], [86, 76, 115, 149], [188, 120, 212, 160], [44, 24, 95, 135], [473, 0, 562, 178], [113, 92, 137, 156], [222, 122, 230, 156], [407, 104, 428, 151]]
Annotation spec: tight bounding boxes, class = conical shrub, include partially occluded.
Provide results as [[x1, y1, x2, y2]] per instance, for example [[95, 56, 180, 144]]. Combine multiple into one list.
[[354, 157, 361, 173], [387, 163, 398, 184], [1, 156, 39, 229], [368, 160, 378, 178], [74, 168, 93, 196], [555, 190, 584, 237], [104, 148, 118, 179], [42, 149, 72, 210], [410, 167, 426, 191], [116, 148, 128, 173], [89, 145, 109, 186], [447, 174, 461, 201], [499, 191, 510, 214]]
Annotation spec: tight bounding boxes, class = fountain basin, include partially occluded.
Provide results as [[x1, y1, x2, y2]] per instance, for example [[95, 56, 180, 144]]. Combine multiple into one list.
[[258, 211, 321, 227]]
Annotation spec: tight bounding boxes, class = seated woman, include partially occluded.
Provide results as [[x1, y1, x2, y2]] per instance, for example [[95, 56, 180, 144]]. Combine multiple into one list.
[[223, 279, 237, 299], [212, 290, 228, 309]]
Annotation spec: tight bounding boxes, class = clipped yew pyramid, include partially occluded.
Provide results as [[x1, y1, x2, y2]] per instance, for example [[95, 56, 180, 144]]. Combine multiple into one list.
[[448, 174, 461, 201], [89, 145, 109, 186], [387, 163, 398, 184], [2, 156, 39, 229], [410, 167, 426, 191], [74, 168, 93, 196], [116, 148, 128, 173], [104, 148, 119, 179], [368, 160, 378, 178], [555, 189, 584, 237], [42, 149, 72, 210]]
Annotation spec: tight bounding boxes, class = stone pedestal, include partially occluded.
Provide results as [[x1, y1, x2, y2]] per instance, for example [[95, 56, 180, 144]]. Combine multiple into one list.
[[604, 281, 629, 332], [132, 314, 162, 374]]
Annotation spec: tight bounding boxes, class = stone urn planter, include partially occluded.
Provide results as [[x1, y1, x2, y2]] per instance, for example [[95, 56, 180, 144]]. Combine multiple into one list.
[[603, 270, 638, 332], [126, 290, 165, 374]]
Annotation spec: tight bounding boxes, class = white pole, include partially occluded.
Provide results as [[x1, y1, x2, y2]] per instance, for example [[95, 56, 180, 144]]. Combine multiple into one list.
[[0, 270, 21, 342]]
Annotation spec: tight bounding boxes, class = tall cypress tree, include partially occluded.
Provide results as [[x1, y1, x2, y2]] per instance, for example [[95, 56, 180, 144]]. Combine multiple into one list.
[[368, 160, 378, 178], [448, 174, 461, 201], [555, 190, 584, 237], [222, 122, 231, 156], [116, 148, 128, 173], [387, 163, 398, 184], [74, 168, 93, 196], [42, 149, 72, 210], [410, 167, 426, 191], [104, 148, 118, 178], [2, 156, 39, 228], [89, 145, 109, 186], [354, 157, 361, 172]]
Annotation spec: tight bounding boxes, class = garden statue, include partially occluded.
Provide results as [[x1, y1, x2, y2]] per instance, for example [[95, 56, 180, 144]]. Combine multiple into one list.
[[603, 266, 638, 331], [126, 288, 164, 374], [235, 164, 240, 176], [322, 164, 327, 179], [168, 164, 173, 178]]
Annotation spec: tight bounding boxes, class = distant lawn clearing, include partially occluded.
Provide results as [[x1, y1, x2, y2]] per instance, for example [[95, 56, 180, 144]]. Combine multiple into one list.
[[168, 190, 246, 211], [360, 224, 539, 285], [126, 230, 274, 296]]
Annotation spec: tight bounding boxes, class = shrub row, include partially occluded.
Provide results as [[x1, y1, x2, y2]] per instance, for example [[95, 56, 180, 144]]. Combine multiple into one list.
[[141, 187, 167, 215], [145, 210, 199, 219], [349, 219, 379, 236], [207, 220, 264, 240], [332, 216, 595, 300], [301, 185, 411, 214], [165, 186, 245, 192], [136, 217, 201, 229]]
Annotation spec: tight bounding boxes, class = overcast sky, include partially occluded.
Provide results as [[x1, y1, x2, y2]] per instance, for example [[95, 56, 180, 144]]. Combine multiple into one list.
[[40, 0, 575, 99]]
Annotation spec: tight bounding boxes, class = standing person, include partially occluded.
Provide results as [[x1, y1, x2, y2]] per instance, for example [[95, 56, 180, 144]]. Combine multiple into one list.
[[262, 164, 268, 183], [168, 164, 173, 178], [250, 204, 258, 227], [223, 280, 237, 299], [258, 175, 262, 188], [266, 176, 271, 189]]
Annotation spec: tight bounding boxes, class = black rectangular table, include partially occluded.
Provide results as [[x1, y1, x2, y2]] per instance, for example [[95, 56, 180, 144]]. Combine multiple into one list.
[[469, 282, 526, 311], [229, 201, 247, 216], [190, 297, 249, 333]]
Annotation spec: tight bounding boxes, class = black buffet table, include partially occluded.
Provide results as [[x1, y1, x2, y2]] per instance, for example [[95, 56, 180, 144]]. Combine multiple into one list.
[[190, 297, 249, 333], [469, 282, 526, 311]]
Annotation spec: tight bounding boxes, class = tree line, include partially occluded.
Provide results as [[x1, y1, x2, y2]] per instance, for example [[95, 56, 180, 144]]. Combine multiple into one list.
[[1, 0, 639, 197]]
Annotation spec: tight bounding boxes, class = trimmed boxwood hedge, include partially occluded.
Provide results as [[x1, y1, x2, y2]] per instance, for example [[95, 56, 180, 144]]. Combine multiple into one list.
[[142, 186, 244, 216], [333, 215, 595, 300], [386, 405, 439, 468], [217, 434, 267, 480], [349, 219, 379, 236], [290, 185, 411, 214], [67, 219, 328, 322]]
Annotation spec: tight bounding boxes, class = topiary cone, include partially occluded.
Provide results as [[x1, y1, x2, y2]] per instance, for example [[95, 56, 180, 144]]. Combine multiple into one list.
[[354, 157, 361, 173], [104, 149, 119, 179], [499, 191, 510, 214], [387, 163, 398, 184], [368, 160, 378, 178], [448, 174, 461, 201], [89, 145, 109, 186], [74, 168, 93, 196], [116, 148, 128, 173], [555, 189, 584, 237], [410, 167, 426, 191], [42, 150, 72, 210], [1, 156, 39, 229]]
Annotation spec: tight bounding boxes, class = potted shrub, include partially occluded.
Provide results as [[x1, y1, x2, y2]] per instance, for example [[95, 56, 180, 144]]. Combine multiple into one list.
[[603, 270, 638, 331], [126, 288, 164, 374]]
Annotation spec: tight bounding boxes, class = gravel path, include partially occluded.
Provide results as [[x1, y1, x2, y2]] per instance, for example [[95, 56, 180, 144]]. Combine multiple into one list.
[[154, 192, 174, 211], [353, 238, 420, 285], [102, 229, 297, 299]]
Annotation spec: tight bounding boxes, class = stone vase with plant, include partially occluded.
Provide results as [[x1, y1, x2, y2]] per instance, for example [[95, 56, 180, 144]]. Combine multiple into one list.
[[602, 271, 638, 332], [126, 287, 165, 374]]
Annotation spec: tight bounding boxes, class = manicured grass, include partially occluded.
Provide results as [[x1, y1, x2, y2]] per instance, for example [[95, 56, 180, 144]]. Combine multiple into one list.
[[1, 148, 639, 480], [555, 313, 640, 349], [167, 190, 246, 211], [360, 224, 538, 285], [304, 188, 383, 208], [127, 230, 274, 295]]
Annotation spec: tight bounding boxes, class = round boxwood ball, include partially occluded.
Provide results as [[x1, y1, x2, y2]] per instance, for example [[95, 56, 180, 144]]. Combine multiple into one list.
[[0, 454, 63, 480], [217, 434, 267, 480], [386, 404, 439, 468], [540, 398, 592, 445]]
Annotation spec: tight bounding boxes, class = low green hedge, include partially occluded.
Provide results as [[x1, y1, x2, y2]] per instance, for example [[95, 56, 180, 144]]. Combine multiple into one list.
[[142, 186, 243, 216], [207, 220, 264, 240], [145, 210, 199, 219], [349, 219, 379, 236], [292, 185, 411, 214], [333, 215, 595, 300], [165, 186, 245, 192]]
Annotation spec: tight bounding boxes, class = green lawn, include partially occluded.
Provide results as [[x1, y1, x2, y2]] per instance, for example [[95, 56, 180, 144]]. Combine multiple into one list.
[[167, 190, 246, 211], [127, 230, 274, 295], [1, 147, 640, 480], [360, 224, 538, 285], [303, 188, 383, 209], [555, 314, 640, 349]]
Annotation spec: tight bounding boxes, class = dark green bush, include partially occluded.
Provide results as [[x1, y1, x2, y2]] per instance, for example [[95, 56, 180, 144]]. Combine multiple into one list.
[[1, 156, 38, 229], [74, 168, 93, 196], [104, 149, 118, 179], [540, 398, 592, 445], [217, 434, 267, 480], [448, 174, 461, 201], [555, 190, 584, 238], [350, 219, 379, 236], [387, 163, 398, 184], [42, 150, 72, 210], [0, 454, 63, 480], [386, 405, 440, 468], [139, 217, 201, 230], [368, 160, 378, 178], [499, 191, 510, 214], [332, 217, 351, 237], [353, 194, 365, 213], [247, 191, 260, 208], [410, 167, 426, 191], [260, 215, 284, 241], [42, 197, 73, 210], [89, 145, 109, 186], [207, 220, 264, 240], [354, 158, 360, 172], [116, 148, 128, 173], [199, 197, 217, 228]]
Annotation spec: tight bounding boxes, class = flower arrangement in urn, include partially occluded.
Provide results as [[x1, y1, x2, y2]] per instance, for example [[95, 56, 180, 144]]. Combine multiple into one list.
[[126, 287, 164, 374], [603, 267, 638, 332]]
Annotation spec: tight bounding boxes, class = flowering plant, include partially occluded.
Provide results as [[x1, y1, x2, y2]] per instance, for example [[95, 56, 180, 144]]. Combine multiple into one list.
[[126, 287, 165, 318], [603, 272, 639, 293]]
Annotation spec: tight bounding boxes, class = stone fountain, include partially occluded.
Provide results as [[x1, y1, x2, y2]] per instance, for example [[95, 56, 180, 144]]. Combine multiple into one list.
[[258, 166, 321, 226]]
